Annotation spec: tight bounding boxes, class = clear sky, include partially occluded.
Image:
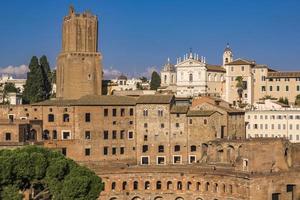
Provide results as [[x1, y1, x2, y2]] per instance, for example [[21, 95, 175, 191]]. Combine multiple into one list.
[[0, 0, 300, 78]]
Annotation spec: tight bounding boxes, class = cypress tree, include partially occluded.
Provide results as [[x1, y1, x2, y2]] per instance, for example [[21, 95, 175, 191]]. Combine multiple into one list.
[[40, 55, 52, 99], [22, 56, 45, 104], [150, 71, 161, 90]]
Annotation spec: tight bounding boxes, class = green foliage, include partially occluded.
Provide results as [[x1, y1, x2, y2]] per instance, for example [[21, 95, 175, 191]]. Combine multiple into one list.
[[22, 56, 53, 104], [150, 71, 161, 90], [0, 185, 23, 200], [295, 94, 300, 105], [3, 83, 18, 93], [278, 97, 289, 105], [0, 146, 103, 200], [139, 76, 147, 83], [235, 76, 243, 88]]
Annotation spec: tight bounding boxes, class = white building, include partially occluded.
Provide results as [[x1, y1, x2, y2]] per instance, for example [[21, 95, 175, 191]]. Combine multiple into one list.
[[0, 74, 26, 92], [160, 51, 226, 98], [246, 100, 300, 143]]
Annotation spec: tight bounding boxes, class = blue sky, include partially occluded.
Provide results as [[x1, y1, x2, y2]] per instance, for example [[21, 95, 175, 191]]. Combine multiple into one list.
[[0, 0, 300, 78]]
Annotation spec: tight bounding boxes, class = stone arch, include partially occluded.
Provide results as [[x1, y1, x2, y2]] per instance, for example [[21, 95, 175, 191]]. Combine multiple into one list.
[[111, 182, 116, 190], [216, 144, 224, 162], [63, 113, 69, 122], [175, 197, 184, 200], [133, 181, 138, 190], [156, 181, 162, 190], [177, 181, 183, 190], [237, 145, 243, 157], [154, 197, 163, 200], [132, 197, 142, 200], [42, 129, 50, 140], [227, 145, 235, 163], [122, 181, 127, 190], [167, 181, 173, 190], [214, 183, 218, 193], [145, 181, 150, 190], [195, 198, 203, 200], [205, 182, 210, 191], [222, 183, 226, 193], [187, 181, 192, 190], [109, 197, 118, 200], [196, 182, 201, 191]]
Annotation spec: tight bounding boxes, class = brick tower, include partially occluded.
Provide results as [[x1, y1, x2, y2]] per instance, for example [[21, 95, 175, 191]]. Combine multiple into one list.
[[56, 6, 102, 99]]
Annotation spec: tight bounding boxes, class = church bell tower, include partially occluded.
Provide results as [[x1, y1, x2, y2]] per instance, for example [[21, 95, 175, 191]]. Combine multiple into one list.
[[56, 6, 102, 99]]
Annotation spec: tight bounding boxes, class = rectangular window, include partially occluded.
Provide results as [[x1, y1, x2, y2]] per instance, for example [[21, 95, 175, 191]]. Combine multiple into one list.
[[112, 147, 117, 155], [158, 110, 163, 117], [277, 86, 280, 91], [141, 156, 149, 165], [103, 130, 109, 139], [130, 108, 134, 116], [112, 109, 117, 117], [104, 109, 108, 117], [160, 123, 164, 128], [189, 155, 196, 164], [85, 131, 91, 139], [286, 86, 289, 91], [128, 131, 134, 139], [129, 120, 133, 125], [261, 86, 266, 91], [85, 148, 90, 156], [297, 86, 300, 91], [176, 113, 180, 118], [142, 145, 148, 153], [103, 147, 108, 155], [176, 123, 180, 128], [120, 130, 125, 139], [112, 130, 117, 139], [62, 131, 71, 140], [5, 133, 11, 141], [62, 148, 67, 156], [85, 113, 91, 122], [269, 86, 273, 91], [173, 155, 182, 164], [121, 108, 125, 116], [120, 147, 125, 155], [144, 123, 148, 128], [144, 135, 148, 141], [158, 145, 164, 153], [157, 156, 165, 165], [174, 145, 180, 152]]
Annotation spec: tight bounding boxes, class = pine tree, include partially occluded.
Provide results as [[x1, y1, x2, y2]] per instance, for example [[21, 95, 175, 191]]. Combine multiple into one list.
[[150, 71, 161, 90], [22, 56, 45, 104]]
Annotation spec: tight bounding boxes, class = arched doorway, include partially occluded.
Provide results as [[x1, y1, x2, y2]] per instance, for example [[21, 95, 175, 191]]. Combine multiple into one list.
[[175, 197, 184, 200], [132, 197, 142, 200], [154, 197, 163, 200], [28, 129, 37, 141]]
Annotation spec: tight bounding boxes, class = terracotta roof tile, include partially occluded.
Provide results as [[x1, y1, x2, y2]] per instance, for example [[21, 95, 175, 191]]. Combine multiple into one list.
[[136, 95, 174, 104]]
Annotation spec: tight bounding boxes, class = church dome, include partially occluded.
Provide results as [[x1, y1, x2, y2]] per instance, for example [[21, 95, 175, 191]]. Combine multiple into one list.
[[224, 43, 232, 52], [118, 74, 128, 80], [162, 58, 175, 72]]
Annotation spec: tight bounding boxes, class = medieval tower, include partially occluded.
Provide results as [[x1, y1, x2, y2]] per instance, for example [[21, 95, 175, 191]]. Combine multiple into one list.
[[56, 6, 102, 99]]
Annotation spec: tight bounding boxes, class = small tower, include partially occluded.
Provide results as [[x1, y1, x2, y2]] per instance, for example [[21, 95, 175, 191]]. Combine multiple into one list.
[[223, 43, 233, 66]]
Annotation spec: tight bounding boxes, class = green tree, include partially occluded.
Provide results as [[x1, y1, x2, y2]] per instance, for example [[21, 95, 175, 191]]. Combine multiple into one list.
[[40, 55, 52, 99], [278, 97, 289, 105], [22, 56, 53, 104], [3, 83, 18, 93], [139, 76, 147, 83], [235, 76, 244, 105], [150, 71, 161, 90], [0, 146, 103, 200]]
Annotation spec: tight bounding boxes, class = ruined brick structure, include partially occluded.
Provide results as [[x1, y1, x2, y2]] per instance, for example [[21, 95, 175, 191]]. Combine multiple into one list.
[[0, 6, 300, 200]]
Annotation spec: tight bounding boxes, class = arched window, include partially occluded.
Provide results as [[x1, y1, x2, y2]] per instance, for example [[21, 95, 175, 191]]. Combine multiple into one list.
[[177, 181, 182, 190], [196, 182, 201, 191], [225, 58, 228, 63], [42, 130, 50, 140], [156, 181, 162, 190], [63, 113, 69, 122], [158, 145, 164, 153], [122, 181, 127, 190], [187, 181, 192, 190], [52, 130, 57, 140], [111, 182, 116, 190], [133, 181, 138, 190], [164, 75, 167, 83], [5, 132, 11, 141], [48, 114, 54, 122], [205, 182, 210, 191], [145, 181, 150, 190], [204, 119, 207, 125], [214, 183, 218, 193], [229, 184, 233, 194], [222, 184, 226, 193], [167, 181, 172, 190], [189, 73, 193, 82]]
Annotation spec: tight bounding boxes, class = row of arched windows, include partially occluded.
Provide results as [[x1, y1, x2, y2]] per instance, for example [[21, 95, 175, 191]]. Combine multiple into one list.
[[109, 180, 234, 194]]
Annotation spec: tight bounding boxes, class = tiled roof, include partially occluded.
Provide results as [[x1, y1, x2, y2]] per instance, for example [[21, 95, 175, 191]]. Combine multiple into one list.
[[206, 65, 226, 72], [33, 95, 137, 106], [136, 95, 174, 104], [170, 105, 189, 114], [267, 72, 300, 78], [226, 59, 255, 65], [187, 110, 216, 117]]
